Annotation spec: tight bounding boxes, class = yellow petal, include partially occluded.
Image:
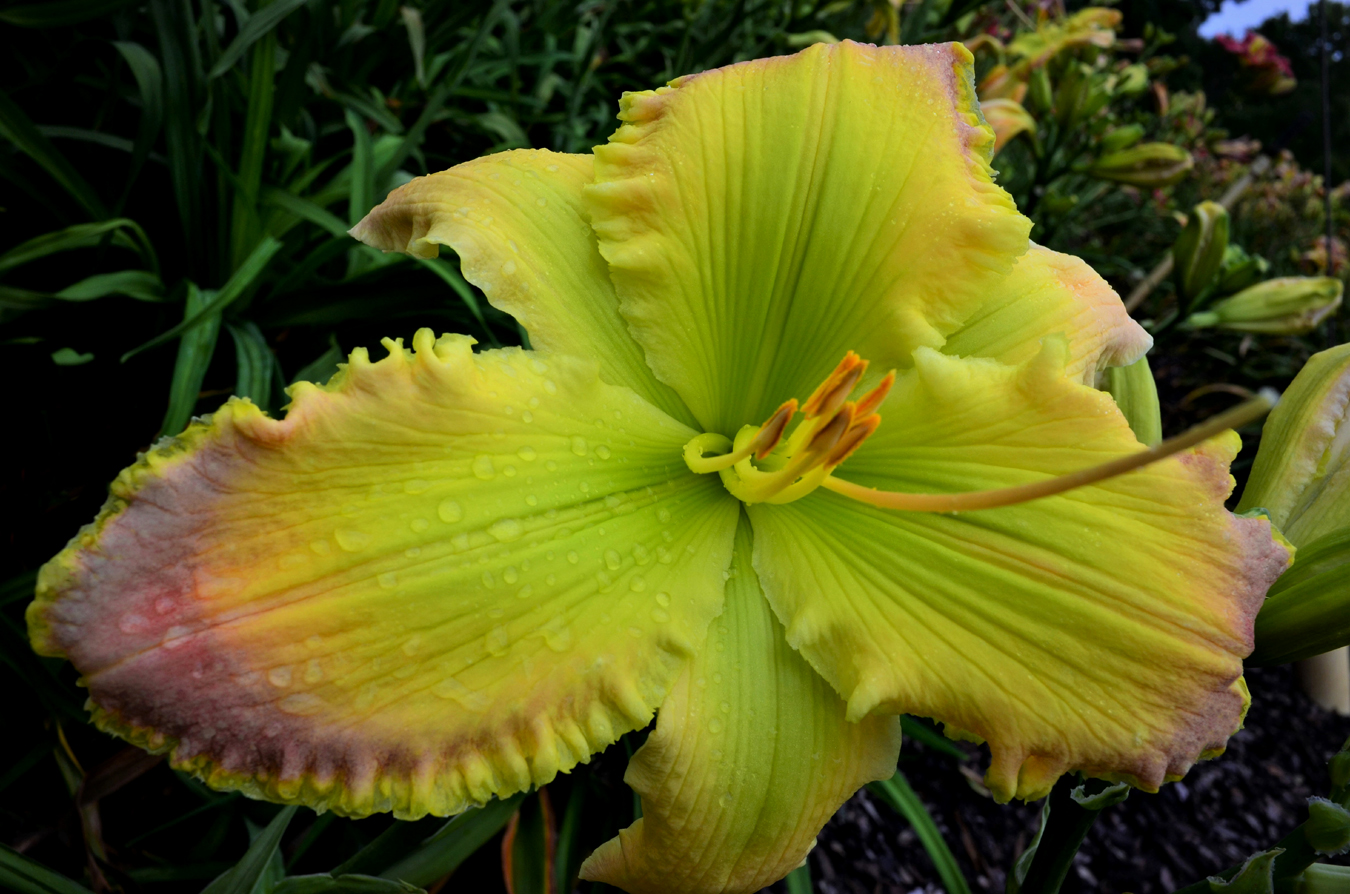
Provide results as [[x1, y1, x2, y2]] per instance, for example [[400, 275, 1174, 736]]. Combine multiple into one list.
[[748, 343, 1288, 802], [587, 40, 1031, 434], [579, 518, 899, 894], [942, 243, 1151, 385], [29, 330, 740, 818], [351, 150, 694, 427]]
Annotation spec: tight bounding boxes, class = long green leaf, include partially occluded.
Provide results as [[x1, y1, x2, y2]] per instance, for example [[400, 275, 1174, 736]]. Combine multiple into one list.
[[379, 794, 525, 887], [0, 0, 140, 26], [414, 257, 490, 334], [345, 108, 375, 226], [150, 0, 204, 266], [900, 715, 968, 761], [0, 90, 107, 219], [227, 321, 274, 410], [230, 29, 276, 267], [56, 270, 165, 302], [113, 41, 166, 217], [208, 0, 309, 78], [161, 282, 223, 436], [867, 773, 972, 894], [124, 235, 282, 362], [290, 338, 343, 386], [200, 806, 298, 894], [0, 844, 95, 894], [0, 219, 145, 273], [272, 876, 422, 894]]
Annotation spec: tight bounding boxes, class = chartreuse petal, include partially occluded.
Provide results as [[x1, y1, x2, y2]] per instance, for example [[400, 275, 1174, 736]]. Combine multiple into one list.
[[942, 244, 1152, 385], [748, 343, 1289, 802], [579, 519, 900, 894], [1237, 342, 1350, 546], [28, 330, 739, 819], [350, 150, 693, 427], [587, 40, 1031, 434]]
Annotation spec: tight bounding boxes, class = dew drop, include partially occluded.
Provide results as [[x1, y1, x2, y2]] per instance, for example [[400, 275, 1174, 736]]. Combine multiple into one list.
[[567, 551, 579, 564], [544, 380, 558, 395], [651, 608, 670, 623], [604, 549, 622, 570], [528, 396, 541, 408], [503, 566, 519, 584], [472, 455, 497, 480], [657, 547, 673, 564], [501, 260, 517, 275], [162, 625, 192, 648], [433, 676, 489, 710], [570, 436, 588, 457], [406, 546, 422, 558], [709, 717, 724, 733], [720, 701, 731, 713], [517, 584, 533, 600], [596, 444, 612, 460], [657, 508, 671, 523], [405, 479, 432, 494], [438, 499, 464, 523], [305, 635, 323, 649], [545, 460, 558, 472], [335, 529, 371, 552], [718, 791, 733, 808], [485, 625, 510, 656], [604, 494, 622, 510], [526, 494, 539, 506], [597, 571, 614, 589], [154, 596, 175, 615], [537, 197, 547, 207], [546, 573, 556, 585], [482, 570, 496, 588], [303, 659, 324, 684], [403, 635, 422, 657], [279, 693, 324, 716], [310, 539, 332, 555], [633, 544, 650, 565], [489, 518, 524, 542], [518, 446, 537, 461], [541, 618, 572, 651], [378, 571, 398, 589], [119, 613, 147, 633], [411, 517, 431, 533], [268, 666, 293, 688], [656, 592, 671, 608], [630, 577, 646, 593], [522, 410, 534, 423]]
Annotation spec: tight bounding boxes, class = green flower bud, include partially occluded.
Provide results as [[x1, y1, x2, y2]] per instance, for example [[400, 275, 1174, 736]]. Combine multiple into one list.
[[1214, 243, 1270, 296], [1087, 142, 1194, 187], [1100, 123, 1145, 153], [1173, 201, 1231, 306], [1242, 344, 1350, 666], [1185, 277, 1343, 335], [1102, 355, 1162, 446], [1114, 63, 1150, 97], [1300, 863, 1350, 894]]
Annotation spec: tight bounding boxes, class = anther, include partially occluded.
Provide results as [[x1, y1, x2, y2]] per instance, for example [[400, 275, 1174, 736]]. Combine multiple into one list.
[[802, 353, 867, 418], [751, 400, 798, 459], [853, 372, 896, 419], [826, 413, 881, 467]]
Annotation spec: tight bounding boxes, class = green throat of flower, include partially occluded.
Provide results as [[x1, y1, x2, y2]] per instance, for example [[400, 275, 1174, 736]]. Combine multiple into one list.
[[685, 352, 1279, 510]]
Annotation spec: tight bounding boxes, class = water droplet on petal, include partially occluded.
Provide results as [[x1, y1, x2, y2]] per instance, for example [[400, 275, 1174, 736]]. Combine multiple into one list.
[[433, 676, 489, 710], [485, 625, 510, 656], [438, 500, 463, 523], [651, 608, 670, 623], [268, 666, 293, 688], [405, 479, 432, 494], [119, 613, 148, 633], [489, 518, 523, 542], [503, 566, 519, 584], [630, 577, 646, 593], [596, 445, 612, 460], [655, 592, 671, 607], [657, 508, 671, 523], [304, 660, 324, 683], [708, 718, 723, 733], [604, 549, 622, 571], [517, 584, 533, 600], [570, 436, 588, 457], [411, 517, 431, 533], [402, 635, 422, 657], [279, 693, 324, 716], [633, 544, 650, 565], [567, 551, 579, 564], [378, 572, 398, 588], [335, 529, 371, 552], [472, 456, 496, 480], [518, 446, 537, 461]]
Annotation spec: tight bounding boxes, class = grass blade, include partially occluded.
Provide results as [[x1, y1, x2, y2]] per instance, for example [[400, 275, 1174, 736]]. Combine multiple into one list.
[[413, 257, 491, 335], [0, 219, 146, 273], [0, 0, 140, 26], [900, 715, 968, 761], [124, 235, 281, 362], [290, 337, 343, 386], [867, 772, 972, 894], [208, 0, 309, 78], [226, 321, 274, 410], [401, 6, 426, 87], [150, 0, 204, 268], [161, 282, 223, 436], [200, 806, 298, 894], [0, 90, 107, 219], [112, 41, 165, 213], [379, 794, 525, 887], [345, 108, 375, 226], [229, 30, 275, 267], [785, 864, 814, 894], [0, 844, 96, 894], [273, 875, 423, 894], [56, 271, 165, 302]]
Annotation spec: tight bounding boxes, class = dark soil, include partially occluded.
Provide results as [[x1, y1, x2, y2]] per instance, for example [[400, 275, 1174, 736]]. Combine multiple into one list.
[[802, 664, 1350, 893]]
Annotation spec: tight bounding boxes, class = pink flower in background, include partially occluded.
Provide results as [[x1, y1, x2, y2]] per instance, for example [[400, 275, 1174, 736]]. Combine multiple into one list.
[[1216, 30, 1297, 94]]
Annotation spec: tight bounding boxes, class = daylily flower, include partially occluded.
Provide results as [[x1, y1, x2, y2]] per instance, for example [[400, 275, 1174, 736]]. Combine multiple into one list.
[[1216, 31, 1297, 96], [29, 41, 1290, 894]]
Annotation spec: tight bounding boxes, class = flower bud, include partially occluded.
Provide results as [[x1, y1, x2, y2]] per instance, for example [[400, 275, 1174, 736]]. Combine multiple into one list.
[[1102, 355, 1162, 446], [981, 98, 1036, 153], [1214, 243, 1269, 296], [978, 63, 1027, 102], [1113, 63, 1149, 97], [1172, 201, 1230, 306], [1307, 798, 1350, 854], [1100, 123, 1144, 153], [1087, 142, 1193, 187], [1241, 344, 1350, 666], [1185, 277, 1343, 335]]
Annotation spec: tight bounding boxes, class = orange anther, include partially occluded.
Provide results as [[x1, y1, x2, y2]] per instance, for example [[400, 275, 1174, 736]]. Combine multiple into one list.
[[853, 370, 896, 419], [802, 353, 868, 418], [807, 406, 854, 457], [750, 399, 798, 459], [826, 414, 881, 467]]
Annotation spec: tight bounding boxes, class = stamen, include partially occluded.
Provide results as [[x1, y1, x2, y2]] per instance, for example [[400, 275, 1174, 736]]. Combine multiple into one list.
[[801, 353, 867, 418], [682, 400, 798, 474], [822, 391, 1278, 513], [853, 372, 896, 419]]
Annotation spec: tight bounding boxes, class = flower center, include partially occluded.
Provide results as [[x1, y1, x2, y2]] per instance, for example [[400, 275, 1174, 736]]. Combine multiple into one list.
[[683, 353, 895, 505]]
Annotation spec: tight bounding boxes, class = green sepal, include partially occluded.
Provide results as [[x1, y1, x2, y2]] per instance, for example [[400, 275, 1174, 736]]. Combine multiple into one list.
[[1250, 528, 1350, 666], [1102, 355, 1162, 446], [1305, 799, 1350, 855], [1173, 201, 1230, 307], [1069, 780, 1130, 811], [1299, 863, 1350, 893], [1215, 244, 1270, 297], [1207, 848, 1282, 893]]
